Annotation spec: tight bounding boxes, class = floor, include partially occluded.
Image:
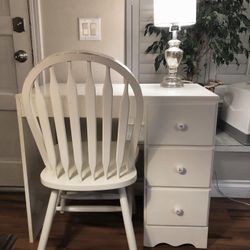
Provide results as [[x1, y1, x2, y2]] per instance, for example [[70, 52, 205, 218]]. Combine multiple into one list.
[[0, 192, 250, 250]]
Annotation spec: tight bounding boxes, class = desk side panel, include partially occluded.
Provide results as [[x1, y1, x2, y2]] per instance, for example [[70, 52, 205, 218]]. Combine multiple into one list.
[[16, 96, 49, 242]]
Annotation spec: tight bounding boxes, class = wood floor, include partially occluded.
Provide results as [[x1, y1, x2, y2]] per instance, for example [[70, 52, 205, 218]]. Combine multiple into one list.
[[1, 192, 250, 250]]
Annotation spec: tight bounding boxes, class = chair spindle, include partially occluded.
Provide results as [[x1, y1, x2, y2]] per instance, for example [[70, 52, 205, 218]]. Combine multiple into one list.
[[67, 62, 83, 179], [116, 82, 129, 178], [85, 61, 97, 178], [34, 82, 57, 170], [50, 67, 70, 178], [102, 66, 113, 179]]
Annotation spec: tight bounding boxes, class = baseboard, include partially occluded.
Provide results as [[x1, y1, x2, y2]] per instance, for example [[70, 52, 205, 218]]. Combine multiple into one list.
[[0, 187, 24, 192], [135, 179, 250, 199]]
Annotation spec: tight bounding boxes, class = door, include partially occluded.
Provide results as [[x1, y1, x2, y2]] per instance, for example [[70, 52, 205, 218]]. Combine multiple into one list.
[[0, 0, 33, 186]]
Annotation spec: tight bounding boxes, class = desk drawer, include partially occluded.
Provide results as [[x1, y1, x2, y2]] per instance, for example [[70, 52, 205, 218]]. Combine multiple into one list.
[[146, 187, 210, 226], [146, 103, 217, 145], [146, 146, 213, 187]]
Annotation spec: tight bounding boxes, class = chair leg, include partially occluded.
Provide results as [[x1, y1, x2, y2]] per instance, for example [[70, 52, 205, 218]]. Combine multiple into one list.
[[57, 191, 66, 214], [59, 195, 66, 214], [38, 190, 59, 250], [119, 188, 137, 250], [127, 186, 136, 217]]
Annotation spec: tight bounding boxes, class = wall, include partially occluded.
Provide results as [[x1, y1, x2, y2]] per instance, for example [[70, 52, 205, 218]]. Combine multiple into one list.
[[40, 0, 125, 82]]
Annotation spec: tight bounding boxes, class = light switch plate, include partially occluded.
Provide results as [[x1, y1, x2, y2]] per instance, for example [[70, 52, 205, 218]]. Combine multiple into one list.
[[79, 18, 101, 40]]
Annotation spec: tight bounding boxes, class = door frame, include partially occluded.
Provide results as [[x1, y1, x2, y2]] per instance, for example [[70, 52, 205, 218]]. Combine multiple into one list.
[[28, 0, 44, 65], [126, 0, 140, 78]]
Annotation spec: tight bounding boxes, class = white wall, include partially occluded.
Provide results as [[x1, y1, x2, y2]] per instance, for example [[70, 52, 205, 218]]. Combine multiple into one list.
[[40, 0, 125, 82]]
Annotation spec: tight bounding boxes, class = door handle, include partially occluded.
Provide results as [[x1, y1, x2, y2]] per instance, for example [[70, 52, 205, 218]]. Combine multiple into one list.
[[14, 50, 28, 63]]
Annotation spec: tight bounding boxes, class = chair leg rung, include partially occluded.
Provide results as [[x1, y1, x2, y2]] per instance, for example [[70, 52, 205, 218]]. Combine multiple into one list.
[[56, 205, 122, 212]]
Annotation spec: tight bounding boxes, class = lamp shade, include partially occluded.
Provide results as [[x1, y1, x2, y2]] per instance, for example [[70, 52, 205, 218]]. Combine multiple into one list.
[[154, 0, 197, 27]]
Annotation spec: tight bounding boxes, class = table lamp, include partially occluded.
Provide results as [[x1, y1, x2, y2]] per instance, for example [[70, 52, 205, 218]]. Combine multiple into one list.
[[154, 0, 197, 87]]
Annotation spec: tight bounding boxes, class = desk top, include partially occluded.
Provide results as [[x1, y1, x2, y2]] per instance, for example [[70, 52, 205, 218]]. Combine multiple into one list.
[[140, 84, 218, 100], [16, 83, 219, 118], [17, 83, 218, 100]]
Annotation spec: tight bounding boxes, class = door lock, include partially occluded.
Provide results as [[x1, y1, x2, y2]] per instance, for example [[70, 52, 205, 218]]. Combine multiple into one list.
[[12, 17, 25, 33], [14, 50, 28, 63]]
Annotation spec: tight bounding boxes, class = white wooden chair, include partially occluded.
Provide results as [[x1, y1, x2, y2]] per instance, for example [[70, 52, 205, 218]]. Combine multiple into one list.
[[21, 51, 143, 250]]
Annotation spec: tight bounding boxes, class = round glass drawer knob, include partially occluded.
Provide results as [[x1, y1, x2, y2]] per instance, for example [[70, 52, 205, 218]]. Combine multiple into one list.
[[176, 166, 186, 175], [176, 122, 187, 131], [174, 207, 184, 216]]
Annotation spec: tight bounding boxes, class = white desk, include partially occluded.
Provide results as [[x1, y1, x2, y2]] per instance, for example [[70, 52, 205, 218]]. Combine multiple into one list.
[[16, 83, 219, 247]]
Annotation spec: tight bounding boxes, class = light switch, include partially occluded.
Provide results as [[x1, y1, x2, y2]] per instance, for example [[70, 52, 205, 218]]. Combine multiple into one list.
[[79, 18, 101, 40], [90, 23, 97, 36], [82, 22, 89, 36]]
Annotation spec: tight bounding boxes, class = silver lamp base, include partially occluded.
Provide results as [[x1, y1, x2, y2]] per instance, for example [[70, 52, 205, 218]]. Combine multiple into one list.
[[162, 28, 184, 88], [161, 75, 183, 88]]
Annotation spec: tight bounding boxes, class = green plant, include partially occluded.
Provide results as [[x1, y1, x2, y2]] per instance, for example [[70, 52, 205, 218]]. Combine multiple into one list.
[[144, 0, 250, 82]]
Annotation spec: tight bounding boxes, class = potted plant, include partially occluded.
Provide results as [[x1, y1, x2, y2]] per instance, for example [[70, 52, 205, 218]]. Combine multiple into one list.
[[144, 0, 250, 85]]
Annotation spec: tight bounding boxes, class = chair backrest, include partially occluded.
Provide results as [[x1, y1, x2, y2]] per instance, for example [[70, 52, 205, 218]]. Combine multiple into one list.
[[22, 50, 143, 180]]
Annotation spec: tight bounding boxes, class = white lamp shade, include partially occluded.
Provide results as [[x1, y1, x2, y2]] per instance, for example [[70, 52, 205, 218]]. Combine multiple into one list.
[[154, 0, 197, 27]]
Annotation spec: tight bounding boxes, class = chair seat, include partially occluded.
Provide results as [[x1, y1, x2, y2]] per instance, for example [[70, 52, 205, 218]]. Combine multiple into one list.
[[41, 142, 138, 191]]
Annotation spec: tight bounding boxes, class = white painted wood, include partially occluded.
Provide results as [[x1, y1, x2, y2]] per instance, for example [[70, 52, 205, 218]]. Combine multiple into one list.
[[102, 67, 113, 178], [25, 83, 217, 118], [0, 17, 12, 35], [40, 142, 137, 191], [35, 82, 56, 169], [20, 51, 143, 247], [144, 225, 208, 248], [140, 83, 218, 101], [85, 61, 97, 178], [49, 67, 69, 177], [143, 83, 218, 248], [146, 187, 210, 226], [38, 190, 59, 250], [16, 95, 49, 243], [147, 103, 217, 145], [116, 83, 129, 177], [0, 0, 33, 188], [131, 0, 140, 78], [146, 146, 214, 187], [56, 205, 122, 212], [126, 0, 133, 70], [61, 191, 120, 200], [125, 0, 140, 76], [21, 80, 219, 249], [67, 63, 83, 179], [28, 0, 44, 65], [119, 188, 137, 250]]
